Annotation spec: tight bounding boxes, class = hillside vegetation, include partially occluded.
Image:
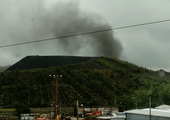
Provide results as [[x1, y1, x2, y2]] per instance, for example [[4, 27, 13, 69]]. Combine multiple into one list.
[[0, 65, 10, 72], [0, 57, 170, 111]]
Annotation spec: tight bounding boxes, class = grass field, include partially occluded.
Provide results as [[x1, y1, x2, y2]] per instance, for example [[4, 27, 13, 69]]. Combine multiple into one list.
[[0, 108, 15, 114]]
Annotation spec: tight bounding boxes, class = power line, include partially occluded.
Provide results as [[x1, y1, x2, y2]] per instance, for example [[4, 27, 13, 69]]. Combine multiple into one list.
[[1, 19, 170, 48]]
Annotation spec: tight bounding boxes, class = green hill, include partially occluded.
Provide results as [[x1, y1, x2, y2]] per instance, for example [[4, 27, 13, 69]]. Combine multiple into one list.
[[0, 56, 170, 112]]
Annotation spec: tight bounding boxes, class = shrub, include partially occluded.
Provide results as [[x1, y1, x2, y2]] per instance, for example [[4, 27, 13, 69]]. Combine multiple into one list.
[[14, 103, 31, 116]]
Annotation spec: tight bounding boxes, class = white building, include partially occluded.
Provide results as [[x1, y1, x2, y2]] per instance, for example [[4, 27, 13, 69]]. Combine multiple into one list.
[[155, 104, 170, 110], [125, 108, 170, 120]]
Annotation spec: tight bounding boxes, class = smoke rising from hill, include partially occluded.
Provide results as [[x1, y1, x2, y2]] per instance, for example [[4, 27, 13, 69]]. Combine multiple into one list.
[[0, 0, 123, 63]]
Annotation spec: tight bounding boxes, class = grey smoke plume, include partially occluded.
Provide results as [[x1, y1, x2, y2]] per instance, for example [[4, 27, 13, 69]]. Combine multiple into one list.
[[0, 0, 123, 61]]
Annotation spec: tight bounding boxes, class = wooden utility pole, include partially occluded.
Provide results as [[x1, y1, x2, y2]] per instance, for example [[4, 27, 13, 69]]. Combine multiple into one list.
[[60, 100, 61, 115], [50, 75, 61, 120], [77, 100, 79, 120], [115, 99, 116, 109], [149, 96, 151, 120], [52, 76, 58, 120]]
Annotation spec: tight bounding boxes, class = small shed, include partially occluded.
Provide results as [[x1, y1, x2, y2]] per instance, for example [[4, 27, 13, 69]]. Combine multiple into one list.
[[125, 108, 170, 120]]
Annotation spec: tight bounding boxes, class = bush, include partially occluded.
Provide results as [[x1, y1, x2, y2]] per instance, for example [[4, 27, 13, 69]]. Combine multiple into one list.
[[15, 103, 31, 116]]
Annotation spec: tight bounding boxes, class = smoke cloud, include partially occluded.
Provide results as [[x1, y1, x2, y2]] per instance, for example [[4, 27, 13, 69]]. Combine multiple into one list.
[[0, 0, 123, 65]]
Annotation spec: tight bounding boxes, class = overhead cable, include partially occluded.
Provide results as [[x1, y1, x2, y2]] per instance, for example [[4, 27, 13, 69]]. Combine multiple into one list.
[[0, 19, 170, 48]]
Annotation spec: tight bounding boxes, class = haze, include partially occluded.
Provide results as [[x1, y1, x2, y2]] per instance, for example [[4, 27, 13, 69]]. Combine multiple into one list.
[[1, 0, 170, 72]]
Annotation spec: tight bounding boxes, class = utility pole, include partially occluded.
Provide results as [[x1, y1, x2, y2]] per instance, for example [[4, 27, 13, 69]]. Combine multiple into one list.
[[132, 97, 137, 109], [50, 75, 62, 120], [52, 75, 58, 120], [60, 100, 61, 115], [115, 99, 116, 112], [77, 100, 79, 120], [149, 96, 151, 120]]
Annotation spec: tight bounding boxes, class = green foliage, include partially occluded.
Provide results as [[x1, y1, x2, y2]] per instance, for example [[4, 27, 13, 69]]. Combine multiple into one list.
[[0, 57, 170, 112], [88, 98, 100, 106], [14, 103, 31, 116]]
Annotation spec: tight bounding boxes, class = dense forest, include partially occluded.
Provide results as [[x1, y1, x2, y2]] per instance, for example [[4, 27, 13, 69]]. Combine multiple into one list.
[[0, 57, 170, 111]]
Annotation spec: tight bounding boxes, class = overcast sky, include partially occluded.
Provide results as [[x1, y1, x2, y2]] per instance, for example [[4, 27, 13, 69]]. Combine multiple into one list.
[[1, 0, 170, 72]]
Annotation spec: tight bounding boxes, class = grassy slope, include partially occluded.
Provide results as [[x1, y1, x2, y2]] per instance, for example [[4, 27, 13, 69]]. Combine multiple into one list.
[[0, 57, 170, 113]]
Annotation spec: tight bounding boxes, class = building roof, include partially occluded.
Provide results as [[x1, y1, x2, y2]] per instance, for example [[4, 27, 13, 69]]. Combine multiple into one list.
[[125, 108, 170, 118], [155, 104, 170, 110]]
